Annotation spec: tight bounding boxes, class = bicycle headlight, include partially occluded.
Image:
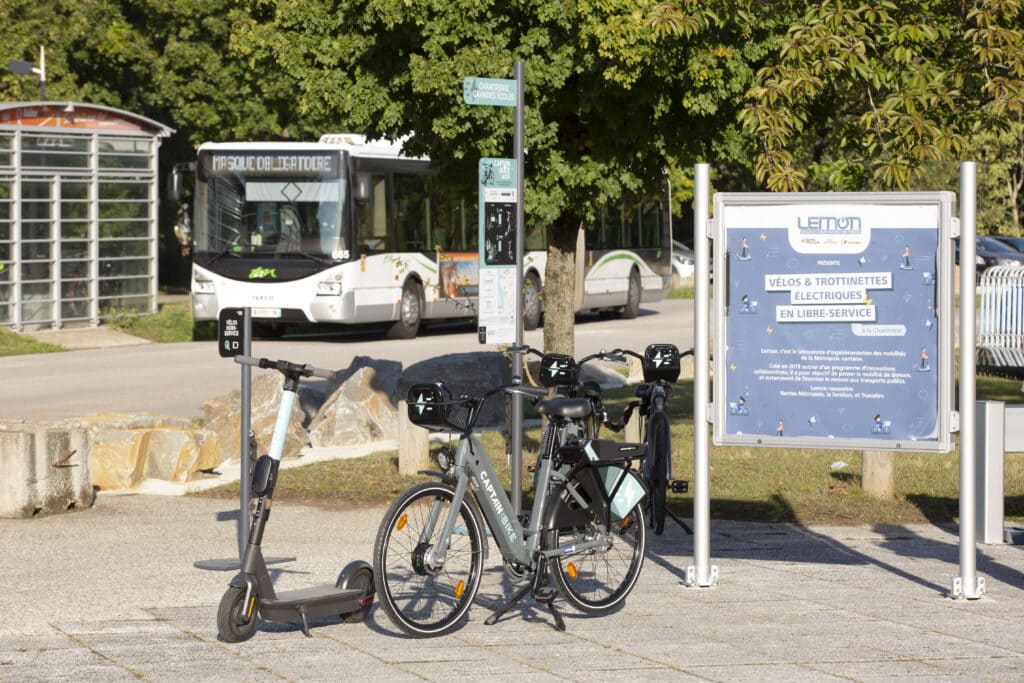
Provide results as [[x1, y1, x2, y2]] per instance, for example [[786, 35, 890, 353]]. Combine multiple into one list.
[[435, 446, 454, 472]]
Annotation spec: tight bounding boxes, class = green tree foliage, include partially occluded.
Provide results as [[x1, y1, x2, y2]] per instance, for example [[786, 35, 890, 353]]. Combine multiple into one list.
[[234, 0, 786, 351], [738, 0, 1024, 205]]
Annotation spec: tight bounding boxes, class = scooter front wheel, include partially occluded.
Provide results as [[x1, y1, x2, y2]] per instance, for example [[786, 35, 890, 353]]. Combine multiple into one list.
[[217, 585, 260, 642]]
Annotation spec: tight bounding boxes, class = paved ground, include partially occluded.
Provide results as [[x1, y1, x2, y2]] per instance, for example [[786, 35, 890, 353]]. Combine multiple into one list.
[[3, 493, 1024, 681]]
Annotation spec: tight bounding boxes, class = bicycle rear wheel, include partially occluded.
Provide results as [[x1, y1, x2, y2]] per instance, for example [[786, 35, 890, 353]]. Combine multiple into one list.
[[647, 412, 671, 535], [546, 500, 646, 613], [373, 482, 485, 637]]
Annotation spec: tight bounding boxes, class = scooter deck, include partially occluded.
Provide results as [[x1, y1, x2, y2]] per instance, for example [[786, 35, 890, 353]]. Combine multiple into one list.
[[261, 584, 367, 623]]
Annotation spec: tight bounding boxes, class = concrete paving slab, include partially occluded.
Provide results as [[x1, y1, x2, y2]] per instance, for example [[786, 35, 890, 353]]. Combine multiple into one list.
[[2, 493, 1024, 681]]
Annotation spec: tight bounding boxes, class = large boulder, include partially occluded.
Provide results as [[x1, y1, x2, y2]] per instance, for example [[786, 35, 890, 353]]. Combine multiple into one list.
[[203, 356, 404, 460], [307, 358, 403, 446], [80, 414, 222, 490], [399, 352, 512, 429]]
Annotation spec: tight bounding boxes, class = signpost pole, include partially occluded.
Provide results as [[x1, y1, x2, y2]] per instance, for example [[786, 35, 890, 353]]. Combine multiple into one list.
[[510, 61, 525, 516], [954, 162, 985, 599], [687, 163, 717, 587], [238, 307, 252, 559]]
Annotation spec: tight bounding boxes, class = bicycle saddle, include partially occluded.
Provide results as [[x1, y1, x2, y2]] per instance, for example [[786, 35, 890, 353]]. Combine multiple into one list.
[[538, 396, 592, 419]]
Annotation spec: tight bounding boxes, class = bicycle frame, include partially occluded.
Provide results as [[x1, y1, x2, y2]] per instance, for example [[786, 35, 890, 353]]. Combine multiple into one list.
[[426, 420, 615, 574]]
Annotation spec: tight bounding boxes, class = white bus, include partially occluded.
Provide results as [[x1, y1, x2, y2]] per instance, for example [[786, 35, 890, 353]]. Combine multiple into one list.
[[176, 134, 672, 338]]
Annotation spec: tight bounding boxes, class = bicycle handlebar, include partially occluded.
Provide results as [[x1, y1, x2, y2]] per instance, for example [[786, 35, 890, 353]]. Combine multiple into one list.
[[234, 355, 337, 380]]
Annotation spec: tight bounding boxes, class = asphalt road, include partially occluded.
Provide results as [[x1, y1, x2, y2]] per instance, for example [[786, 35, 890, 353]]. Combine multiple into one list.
[[0, 298, 695, 421]]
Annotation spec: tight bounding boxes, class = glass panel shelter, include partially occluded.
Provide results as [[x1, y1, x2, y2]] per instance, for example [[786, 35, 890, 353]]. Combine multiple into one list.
[[0, 102, 172, 330]]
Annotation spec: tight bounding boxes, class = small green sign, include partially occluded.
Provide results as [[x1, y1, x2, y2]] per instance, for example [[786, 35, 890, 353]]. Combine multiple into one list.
[[463, 77, 517, 107]]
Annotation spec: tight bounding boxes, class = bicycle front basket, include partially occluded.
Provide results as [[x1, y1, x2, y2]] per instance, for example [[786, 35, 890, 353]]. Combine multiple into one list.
[[539, 353, 578, 387], [406, 383, 460, 431], [643, 343, 681, 383]]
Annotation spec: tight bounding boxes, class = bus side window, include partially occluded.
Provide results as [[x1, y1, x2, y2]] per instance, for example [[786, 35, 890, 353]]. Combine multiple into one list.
[[394, 173, 429, 252], [355, 174, 388, 253]]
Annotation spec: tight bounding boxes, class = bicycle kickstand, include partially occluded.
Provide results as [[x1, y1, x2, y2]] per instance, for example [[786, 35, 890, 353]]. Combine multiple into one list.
[[484, 559, 566, 632]]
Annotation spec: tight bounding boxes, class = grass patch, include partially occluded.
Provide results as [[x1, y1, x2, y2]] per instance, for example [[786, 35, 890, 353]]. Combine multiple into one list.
[[104, 300, 216, 342], [196, 374, 1024, 526], [666, 284, 694, 299], [0, 327, 64, 356]]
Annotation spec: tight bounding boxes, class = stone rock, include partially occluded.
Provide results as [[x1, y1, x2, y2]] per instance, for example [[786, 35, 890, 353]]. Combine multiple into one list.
[[203, 355, 404, 458], [202, 373, 307, 462], [399, 352, 512, 429], [78, 414, 222, 490], [308, 366, 400, 446]]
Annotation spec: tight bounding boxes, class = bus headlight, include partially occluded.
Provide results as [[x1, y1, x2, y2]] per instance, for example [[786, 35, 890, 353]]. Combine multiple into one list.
[[193, 276, 215, 294], [316, 280, 342, 296]]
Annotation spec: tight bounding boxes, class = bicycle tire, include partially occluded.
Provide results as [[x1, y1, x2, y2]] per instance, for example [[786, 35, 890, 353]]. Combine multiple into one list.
[[373, 482, 485, 637], [648, 412, 670, 535], [546, 498, 646, 613]]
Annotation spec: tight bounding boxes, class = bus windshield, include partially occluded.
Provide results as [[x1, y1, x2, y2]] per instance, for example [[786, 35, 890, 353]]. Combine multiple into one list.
[[193, 150, 349, 263]]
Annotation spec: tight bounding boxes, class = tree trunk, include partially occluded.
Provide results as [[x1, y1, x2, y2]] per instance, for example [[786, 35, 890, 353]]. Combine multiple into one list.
[[542, 215, 579, 355]]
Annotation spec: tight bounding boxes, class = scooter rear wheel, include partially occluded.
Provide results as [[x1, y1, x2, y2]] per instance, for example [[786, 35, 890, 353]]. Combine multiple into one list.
[[338, 563, 374, 623], [217, 585, 260, 642]]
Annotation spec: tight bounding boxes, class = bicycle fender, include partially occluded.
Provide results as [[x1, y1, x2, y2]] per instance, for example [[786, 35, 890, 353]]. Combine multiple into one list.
[[417, 469, 457, 486]]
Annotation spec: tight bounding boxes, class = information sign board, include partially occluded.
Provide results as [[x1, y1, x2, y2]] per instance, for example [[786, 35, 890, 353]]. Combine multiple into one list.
[[477, 158, 518, 344], [217, 308, 246, 358], [713, 192, 955, 452]]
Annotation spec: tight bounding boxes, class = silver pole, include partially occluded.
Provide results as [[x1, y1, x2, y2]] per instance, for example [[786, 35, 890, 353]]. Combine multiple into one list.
[[687, 163, 717, 587], [954, 162, 984, 598], [510, 61, 525, 515], [239, 308, 252, 559]]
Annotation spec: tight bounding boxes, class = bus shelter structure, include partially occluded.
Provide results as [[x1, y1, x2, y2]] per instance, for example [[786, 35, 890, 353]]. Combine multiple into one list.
[[0, 102, 172, 330]]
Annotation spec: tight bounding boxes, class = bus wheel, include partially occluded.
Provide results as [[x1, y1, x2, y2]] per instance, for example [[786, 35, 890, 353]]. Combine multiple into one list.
[[388, 281, 422, 339], [523, 272, 542, 331], [620, 270, 641, 319]]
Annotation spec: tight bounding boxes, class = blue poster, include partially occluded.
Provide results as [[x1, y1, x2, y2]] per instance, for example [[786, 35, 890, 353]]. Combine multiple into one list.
[[715, 196, 954, 451]]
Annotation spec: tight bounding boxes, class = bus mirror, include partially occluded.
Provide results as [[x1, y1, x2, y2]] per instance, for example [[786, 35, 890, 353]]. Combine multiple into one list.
[[167, 162, 195, 202], [167, 170, 182, 202], [353, 173, 372, 204]]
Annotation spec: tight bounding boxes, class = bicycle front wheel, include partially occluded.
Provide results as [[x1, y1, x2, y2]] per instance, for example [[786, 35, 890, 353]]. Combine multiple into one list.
[[648, 412, 671, 535], [546, 500, 647, 613], [373, 482, 485, 637]]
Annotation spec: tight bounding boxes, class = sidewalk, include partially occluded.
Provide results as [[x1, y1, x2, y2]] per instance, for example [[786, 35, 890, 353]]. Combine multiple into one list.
[[2, 493, 1023, 681]]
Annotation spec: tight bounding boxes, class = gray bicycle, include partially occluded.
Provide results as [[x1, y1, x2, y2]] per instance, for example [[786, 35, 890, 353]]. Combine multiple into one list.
[[373, 380, 648, 637]]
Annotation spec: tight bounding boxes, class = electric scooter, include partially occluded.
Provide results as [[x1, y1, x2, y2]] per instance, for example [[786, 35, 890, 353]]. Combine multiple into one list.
[[217, 355, 374, 642]]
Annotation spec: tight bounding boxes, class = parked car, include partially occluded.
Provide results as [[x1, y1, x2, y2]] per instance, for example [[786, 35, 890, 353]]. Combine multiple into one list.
[[671, 240, 695, 286], [990, 235, 1024, 254], [955, 235, 1024, 281]]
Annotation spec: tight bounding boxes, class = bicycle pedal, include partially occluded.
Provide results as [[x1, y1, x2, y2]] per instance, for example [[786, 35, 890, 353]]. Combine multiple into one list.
[[670, 480, 689, 494], [533, 586, 557, 604]]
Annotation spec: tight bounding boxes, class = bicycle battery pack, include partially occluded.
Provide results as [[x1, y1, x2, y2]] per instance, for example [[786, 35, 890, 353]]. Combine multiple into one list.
[[406, 382, 460, 431], [556, 440, 647, 523], [251, 455, 279, 496], [643, 344, 681, 383], [539, 353, 578, 387]]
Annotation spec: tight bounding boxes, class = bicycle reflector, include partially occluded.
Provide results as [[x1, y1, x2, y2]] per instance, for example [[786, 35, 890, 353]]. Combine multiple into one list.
[[539, 353, 578, 387], [643, 344, 681, 383], [406, 382, 458, 431]]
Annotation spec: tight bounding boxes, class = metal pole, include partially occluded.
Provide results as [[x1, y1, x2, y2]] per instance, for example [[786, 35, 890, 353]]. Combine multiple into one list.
[[510, 61, 525, 515], [687, 163, 717, 587], [954, 162, 984, 598], [238, 308, 252, 560]]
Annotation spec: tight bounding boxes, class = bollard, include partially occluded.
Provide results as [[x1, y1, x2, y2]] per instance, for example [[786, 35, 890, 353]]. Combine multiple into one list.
[[863, 451, 895, 499], [398, 399, 431, 476]]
